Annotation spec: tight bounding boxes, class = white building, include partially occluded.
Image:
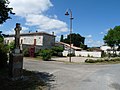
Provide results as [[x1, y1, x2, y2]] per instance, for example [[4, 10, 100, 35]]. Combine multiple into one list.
[[56, 42, 102, 57], [100, 45, 111, 52], [4, 32, 55, 52]]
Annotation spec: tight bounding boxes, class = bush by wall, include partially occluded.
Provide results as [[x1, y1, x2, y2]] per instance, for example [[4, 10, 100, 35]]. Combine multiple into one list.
[[23, 48, 29, 57], [85, 58, 120, 63], [40, 49, 52, 61], [0, 44, 8, 68], [67, 53, 75, 57], [52, 46, 63, 57]]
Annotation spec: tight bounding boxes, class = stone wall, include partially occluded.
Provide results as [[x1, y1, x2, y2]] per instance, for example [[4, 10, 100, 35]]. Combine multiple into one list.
[[63, 50, 102, 57]]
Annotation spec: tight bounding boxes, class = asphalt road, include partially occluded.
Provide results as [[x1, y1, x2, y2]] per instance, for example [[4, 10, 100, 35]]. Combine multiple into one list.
[[24, 58, 120, 90]]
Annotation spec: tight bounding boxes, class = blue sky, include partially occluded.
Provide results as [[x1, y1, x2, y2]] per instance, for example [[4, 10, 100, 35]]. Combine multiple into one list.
[[1, 0, 120, 47]]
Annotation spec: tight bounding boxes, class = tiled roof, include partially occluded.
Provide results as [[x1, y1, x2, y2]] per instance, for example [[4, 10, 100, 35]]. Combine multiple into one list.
[[56, 42, 82, 50], [5, 32, 56, 37]]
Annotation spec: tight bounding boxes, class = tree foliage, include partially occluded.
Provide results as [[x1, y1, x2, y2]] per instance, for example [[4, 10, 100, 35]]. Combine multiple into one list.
[[62, 33, 85, 47], [103, 26, 120, 49], [52, 46, 64, 56], [8, 41, 15, 51], [0, 31, 4, 43], [0, 32, 9, 68], [0, 0, 14, 24], [40, 49, 52, 61]]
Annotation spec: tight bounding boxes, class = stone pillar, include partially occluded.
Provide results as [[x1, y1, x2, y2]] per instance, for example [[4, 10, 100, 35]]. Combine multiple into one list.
[[9, 23, 23, 80], [14, 23, 22, 53]]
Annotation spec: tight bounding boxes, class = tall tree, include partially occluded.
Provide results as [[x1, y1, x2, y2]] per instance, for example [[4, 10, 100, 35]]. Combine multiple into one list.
[[62, 33, 85, 47], [0, 31, 3, 43], [103, 26, 120, 51], [60, 35, 64, 42], [103, 28, 115, 47], [0, 0, 14, 24]]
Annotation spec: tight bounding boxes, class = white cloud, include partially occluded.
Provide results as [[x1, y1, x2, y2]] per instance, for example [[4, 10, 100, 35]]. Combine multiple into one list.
[[85, 35, 92, 38], [85, 38, 104, 47], [9, 0, 53, 17], [100, 32, 104, 35], [9, 0, 68, 35], [3, 28, 15, 35], [21, 26, 29, 33], [85, 34, 103, 47], [3, 26, 29, 35]]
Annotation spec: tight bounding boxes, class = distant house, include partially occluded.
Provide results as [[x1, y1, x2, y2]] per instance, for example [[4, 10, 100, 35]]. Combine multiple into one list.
[[56, 42, 82, 51], [55, 42, 102, 57], [100, 45, 111, 52], [100, 45, 120, 55], [55, 42, 82, 56], [4, 32, 56, 52]]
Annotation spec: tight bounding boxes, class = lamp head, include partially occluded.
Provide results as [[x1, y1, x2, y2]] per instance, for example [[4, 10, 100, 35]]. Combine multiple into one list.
[[65, 11, 69, 16]]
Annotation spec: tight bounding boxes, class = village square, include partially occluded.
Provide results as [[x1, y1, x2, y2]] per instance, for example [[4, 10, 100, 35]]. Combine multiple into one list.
[[0, 0, 120, 90]]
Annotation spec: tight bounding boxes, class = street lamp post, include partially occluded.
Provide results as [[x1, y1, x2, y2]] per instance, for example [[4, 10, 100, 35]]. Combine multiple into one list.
[[65, 9, 74, 62]]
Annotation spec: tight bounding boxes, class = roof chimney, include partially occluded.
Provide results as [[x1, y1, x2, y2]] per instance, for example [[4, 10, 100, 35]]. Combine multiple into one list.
[[52, 32, 54, 35]]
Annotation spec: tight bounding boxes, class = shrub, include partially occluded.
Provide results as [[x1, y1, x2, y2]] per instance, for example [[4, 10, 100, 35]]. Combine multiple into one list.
[[8, 41, 15, 51], [85, 58, 120, 63], [67, 53, 75, 57], [85, 59, 96, 63], [0, 43, 8, 68], [23, 48, 29, 57], [52, 46, 63, 56], [40, 49, 52, 61], [101, 51, 107, 58], [87, 54, 90, 57]]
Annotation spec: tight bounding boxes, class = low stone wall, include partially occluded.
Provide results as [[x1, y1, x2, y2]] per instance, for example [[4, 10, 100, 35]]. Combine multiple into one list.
[[62, 50, 102, 58], [75, 51, 101, 57]]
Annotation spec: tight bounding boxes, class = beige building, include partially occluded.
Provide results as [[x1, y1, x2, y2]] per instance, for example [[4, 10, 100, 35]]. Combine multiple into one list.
[[4, 32, 55, 52]]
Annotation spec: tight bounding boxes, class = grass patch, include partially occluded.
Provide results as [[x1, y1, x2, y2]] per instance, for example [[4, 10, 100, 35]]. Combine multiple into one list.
[[0, 68, 54, 90]]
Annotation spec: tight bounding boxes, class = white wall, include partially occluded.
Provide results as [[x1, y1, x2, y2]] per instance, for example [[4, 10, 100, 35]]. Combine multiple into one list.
[[4, 35, 43, 46], [100, 46, 111, 51], [75, 51, 101, 57], [4, 37, 14, 44], [20, 36, 43, 46], [62, 51, 69, 56], [63, 50, 102, 57]]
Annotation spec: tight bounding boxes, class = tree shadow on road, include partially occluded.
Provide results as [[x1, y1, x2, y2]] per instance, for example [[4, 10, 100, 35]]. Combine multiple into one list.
[[0, 68, 55, 90]]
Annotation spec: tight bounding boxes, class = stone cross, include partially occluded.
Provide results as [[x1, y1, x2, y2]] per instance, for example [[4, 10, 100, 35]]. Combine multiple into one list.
[[14, 23, 22, 49]]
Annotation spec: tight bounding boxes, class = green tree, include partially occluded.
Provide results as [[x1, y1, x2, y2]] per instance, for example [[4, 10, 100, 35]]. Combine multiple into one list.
[[0, 31, 4, 43], [0, 0, 14, 24], [62, 33, 85, 47], [52, 46, 64, 56], [104, 28, 115, 48], [8, 41, 15, 51], [103, 26, 120, 53], [80, 43, 87, 50], [0, 32, 9, 68]]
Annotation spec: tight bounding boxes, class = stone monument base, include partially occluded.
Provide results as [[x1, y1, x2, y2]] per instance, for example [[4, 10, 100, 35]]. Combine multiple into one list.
[[9, 53, 23, 80]]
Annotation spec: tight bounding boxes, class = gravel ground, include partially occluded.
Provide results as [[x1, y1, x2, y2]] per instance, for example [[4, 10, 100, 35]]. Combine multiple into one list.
[[24, 58, 120, 90], [51, 57, 99, 63]]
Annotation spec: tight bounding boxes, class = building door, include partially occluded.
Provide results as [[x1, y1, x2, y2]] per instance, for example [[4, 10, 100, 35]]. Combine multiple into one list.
[[34, 39, 36, 46]]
